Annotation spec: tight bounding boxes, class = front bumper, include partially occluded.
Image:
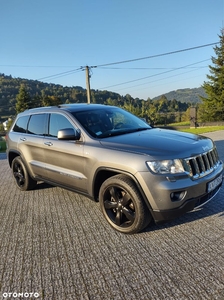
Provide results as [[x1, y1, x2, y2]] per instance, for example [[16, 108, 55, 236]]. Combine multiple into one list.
[[136, 162, 223, 222], [151, 182, 222, 223]]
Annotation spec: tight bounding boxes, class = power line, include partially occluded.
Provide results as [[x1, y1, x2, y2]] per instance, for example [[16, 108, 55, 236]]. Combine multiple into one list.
[[88, 42, 216, 95], [97, 66, 208, 70], [37, 67, 83, 81], [0, 64, 81, 68], [92, 42, 218, 68], [115, 68, 207, 93], [99, 59, 210, 90], [1, 42, 217, 92], [32, 42, 215, 80]]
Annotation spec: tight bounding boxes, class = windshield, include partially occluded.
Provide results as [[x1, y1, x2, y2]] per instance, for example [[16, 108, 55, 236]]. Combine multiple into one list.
[[72, 107, 151, 138]]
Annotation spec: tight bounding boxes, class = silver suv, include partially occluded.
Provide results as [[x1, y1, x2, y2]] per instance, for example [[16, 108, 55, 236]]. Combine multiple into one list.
[[6, 104, 223, 233]]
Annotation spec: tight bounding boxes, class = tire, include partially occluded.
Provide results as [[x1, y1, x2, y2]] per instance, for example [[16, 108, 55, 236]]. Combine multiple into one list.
[[99, 174, 152, 234], [12, 156, 37, 191]]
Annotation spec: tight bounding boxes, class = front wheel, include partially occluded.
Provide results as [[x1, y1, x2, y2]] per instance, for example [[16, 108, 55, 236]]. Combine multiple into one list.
[[99, 175, 151, 234], [12, 156, 37, 191]]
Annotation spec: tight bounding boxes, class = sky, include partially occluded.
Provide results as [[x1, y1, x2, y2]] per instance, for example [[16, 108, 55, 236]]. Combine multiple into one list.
[[0, 0, 224, 100]]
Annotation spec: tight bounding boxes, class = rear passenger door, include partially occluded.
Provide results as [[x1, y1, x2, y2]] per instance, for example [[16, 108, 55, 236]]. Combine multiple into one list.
[[43, 113, 87, 192], [19, 113, 48, 179]]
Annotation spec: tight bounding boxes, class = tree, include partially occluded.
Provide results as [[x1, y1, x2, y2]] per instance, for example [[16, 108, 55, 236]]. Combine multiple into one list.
[[200, 29, 224, 121], [16, 84, 32, 113], [41, 95, 63, 106]]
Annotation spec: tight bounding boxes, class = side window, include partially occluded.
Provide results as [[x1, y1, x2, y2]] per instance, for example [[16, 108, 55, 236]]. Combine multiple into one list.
[[27, 114, 47, 136], [49, 114, 74, 138], [13, 116, 29, 133]]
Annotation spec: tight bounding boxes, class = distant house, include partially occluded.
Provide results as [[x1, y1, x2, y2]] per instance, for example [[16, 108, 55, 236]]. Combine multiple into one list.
[[3, 118, 13, 131], [3, 120, 8, 130]]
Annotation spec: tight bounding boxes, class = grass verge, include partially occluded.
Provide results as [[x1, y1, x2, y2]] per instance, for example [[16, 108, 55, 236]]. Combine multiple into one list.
[[0, 137, 6, 152], [178, 126, 224, 134]]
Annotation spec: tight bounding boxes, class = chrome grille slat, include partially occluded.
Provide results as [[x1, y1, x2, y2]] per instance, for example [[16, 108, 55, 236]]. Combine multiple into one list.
[[211, 150, 216, 163], [197, 155, 206, 173], [202, 153, 210, 170], [184, 148, 220, 180], [207, 151, 213, 167], [193, 158, 200, 178]]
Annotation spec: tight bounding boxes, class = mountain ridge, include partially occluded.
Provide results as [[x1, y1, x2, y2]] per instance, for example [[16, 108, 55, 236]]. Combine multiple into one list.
[[152, 87, 206, 103]]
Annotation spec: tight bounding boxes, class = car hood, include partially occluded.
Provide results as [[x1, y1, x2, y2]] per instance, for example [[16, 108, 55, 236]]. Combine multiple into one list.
[[99, 128, 214, 159]]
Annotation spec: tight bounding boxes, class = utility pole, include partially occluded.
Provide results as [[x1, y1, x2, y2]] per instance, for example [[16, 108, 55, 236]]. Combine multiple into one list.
[[85, 66, 91, 103]]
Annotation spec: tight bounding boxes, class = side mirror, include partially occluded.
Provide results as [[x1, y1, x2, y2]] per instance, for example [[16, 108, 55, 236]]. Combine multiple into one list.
[[57, 128, 81, 140]]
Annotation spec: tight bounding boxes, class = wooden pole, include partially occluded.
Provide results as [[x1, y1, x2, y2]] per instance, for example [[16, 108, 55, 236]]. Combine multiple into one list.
[[86, 66, 91, 103]]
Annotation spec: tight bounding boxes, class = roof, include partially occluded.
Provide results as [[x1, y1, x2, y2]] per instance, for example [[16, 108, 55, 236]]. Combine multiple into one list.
[[18, 103, 112, 115]]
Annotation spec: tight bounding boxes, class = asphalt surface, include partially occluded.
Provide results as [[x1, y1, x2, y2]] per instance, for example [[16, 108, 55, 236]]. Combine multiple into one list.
[[0, 131, 224, 300]]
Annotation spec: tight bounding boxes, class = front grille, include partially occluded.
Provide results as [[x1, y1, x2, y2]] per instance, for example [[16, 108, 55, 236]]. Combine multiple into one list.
[[184, 148, 220, 179]]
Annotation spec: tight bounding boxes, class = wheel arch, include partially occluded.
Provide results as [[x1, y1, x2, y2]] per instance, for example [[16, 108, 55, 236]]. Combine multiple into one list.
[[93, 167, 153, 211], [7, 150, 35, 181], [7, 150, 21, 167]]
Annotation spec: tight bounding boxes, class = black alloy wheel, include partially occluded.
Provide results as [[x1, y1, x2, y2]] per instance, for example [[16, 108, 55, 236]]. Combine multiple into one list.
[[12, 156, 36, 191], [99, 174, 151, 234]]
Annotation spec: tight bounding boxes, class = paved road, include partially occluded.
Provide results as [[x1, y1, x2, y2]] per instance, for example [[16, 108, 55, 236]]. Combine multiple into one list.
[[0, 131, 224, 300]]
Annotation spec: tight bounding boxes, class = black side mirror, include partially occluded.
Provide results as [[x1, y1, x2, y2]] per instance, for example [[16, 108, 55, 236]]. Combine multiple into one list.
[[57, 128, 81, 140]]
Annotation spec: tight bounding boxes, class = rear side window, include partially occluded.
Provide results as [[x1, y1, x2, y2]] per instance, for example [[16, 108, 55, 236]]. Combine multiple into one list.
[[27, 114, 47, 136], [13, 116, 29, 133]]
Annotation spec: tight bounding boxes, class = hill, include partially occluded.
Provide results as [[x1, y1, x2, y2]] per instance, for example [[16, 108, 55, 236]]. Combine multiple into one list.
[[0, 73, 122, 118], [152, 87, 206, 103], [0, 73, 203, 122]]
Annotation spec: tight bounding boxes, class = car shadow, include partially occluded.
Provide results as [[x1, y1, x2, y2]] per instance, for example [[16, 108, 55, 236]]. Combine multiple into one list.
[[142, 192, 224, 233], [35, 181, 54, 190]]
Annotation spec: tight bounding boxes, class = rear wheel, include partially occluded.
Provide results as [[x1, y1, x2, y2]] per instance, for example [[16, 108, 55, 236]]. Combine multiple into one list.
[[99, 174, 151, 234], [12, 156, 37, 191]]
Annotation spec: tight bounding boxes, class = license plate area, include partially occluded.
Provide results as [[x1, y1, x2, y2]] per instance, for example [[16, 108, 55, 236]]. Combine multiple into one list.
[[207, 174, 223, 193]]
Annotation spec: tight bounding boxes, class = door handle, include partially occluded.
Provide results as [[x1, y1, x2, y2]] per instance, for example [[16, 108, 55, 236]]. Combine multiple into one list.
[[44, 142, 53, 146], [20, 137, 27, 141]]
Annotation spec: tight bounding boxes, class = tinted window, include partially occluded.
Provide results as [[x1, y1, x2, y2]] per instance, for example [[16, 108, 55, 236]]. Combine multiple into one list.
[[27, 114, 46, 136], [49, 114, 74, 138], [13, 116, 29, 133]]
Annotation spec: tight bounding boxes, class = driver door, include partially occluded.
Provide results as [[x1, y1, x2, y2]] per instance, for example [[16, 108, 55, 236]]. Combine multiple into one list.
[[43, 113, 87, 192]]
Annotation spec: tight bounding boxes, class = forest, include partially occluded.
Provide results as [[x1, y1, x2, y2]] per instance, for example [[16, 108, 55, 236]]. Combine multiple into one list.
[[0, 73, 198, 125]]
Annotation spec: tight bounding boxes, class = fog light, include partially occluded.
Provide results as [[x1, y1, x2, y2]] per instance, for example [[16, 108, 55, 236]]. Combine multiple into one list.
[[170, 191, 186, 201]]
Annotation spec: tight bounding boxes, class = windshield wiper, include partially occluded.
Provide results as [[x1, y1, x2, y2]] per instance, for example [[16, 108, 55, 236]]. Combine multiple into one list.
[[132, 127, 151, 132], [99, 127, 151, 138], [99, 130, 128, 138]]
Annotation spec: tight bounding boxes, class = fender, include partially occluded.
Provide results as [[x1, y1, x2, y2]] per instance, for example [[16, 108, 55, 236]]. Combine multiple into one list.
[[93, 166, 153, 211]]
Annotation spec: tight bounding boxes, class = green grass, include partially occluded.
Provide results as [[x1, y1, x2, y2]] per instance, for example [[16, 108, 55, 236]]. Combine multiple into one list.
[[0, 137, 6, 152], [178, 126, 224, 134], [168, 121, 190, 126]]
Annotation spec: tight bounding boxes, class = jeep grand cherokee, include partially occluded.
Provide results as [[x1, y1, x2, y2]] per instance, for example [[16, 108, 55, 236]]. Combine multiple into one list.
[[6, 104, 223, 233]]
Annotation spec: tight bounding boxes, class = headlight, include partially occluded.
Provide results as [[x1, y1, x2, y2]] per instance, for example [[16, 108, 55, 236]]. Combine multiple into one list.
[[146, 159, 184, 174]]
